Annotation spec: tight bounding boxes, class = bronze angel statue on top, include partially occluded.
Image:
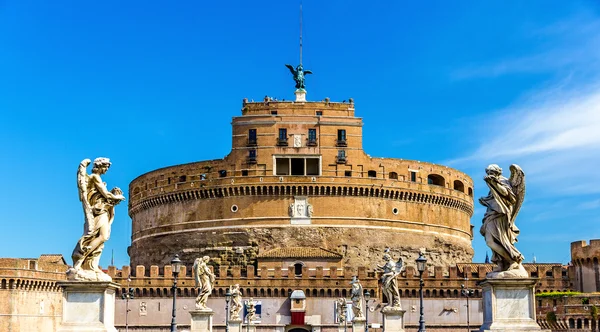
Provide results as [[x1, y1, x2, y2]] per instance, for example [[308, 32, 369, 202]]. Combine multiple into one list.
[[285, 64, 312, 90], [67, 158, 125, 281], [479, 164, 527, 278]]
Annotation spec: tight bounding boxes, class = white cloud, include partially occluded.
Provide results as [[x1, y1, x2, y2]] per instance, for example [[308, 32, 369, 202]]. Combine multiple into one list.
[[450, 13, 600, 196]]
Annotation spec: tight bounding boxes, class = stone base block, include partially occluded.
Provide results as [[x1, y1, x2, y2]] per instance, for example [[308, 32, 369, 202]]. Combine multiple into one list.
[[382, 307, 405, 332], [229, 319, 243, 332], [57, 281, 119, 332], [479, 278, 548, 332], [190, 309, 214, 332], [245, 324, 256, 332], [295, 89, 307, 102], [352, 317, 366, 331]]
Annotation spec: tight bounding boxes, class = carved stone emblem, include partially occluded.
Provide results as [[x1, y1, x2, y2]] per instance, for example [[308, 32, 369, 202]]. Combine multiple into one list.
[[289, 196, 313, 224], [293, 134, 302, 147]]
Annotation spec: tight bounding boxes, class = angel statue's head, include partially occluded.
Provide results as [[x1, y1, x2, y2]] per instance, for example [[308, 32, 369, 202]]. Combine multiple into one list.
[[383, 253, 391, 261], [485, 164, 502, 176], [93, 157, 111, 174]]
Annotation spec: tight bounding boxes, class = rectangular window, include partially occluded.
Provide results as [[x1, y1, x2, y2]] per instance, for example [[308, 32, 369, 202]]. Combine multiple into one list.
[[219, 170, 227, 178], [275, 157, 320, 176], [271, 110, 278, 115], [338, 150, 346, 158], [345, 170, 352, 177], [316, 111, 322, 116], [248, 129, 257, 145], [336, 129, 347, 147], [242, 170, 249, 176], [279, 128, 287, 140], [276, 158, 290, 175], [410, 171, 417, 182], [306, 158, 319, 175], [249, 149, 256, 158], [308, 129, 316, 140]]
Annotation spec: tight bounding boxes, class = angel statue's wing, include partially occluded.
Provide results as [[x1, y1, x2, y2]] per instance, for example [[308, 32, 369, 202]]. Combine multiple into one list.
[[304, 70, 313, 75], [77, 159, 94, 229], [285, 64, 296, 75], [508, 164, 526, 223], [394, 257, 404, 274]]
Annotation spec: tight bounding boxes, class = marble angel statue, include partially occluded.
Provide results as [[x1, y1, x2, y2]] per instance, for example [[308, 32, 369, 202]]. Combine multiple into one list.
[[245, 298, 257, 324], [193, 256, 215, 309], [350, 276, 365, 320], [336, 298, 347, 325], [67, 158, 125, 281], [229, 284, 243, 320], [479, 164, 527, 278], [376, 248, 403, 309]]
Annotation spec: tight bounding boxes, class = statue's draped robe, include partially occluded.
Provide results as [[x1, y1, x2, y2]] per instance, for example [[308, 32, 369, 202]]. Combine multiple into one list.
[[72, 175, 115, 271], [479, 176, 523, 264], [351, 285, 364, 318], [381, 260, 400, 306], [195, 262, 213, 308]]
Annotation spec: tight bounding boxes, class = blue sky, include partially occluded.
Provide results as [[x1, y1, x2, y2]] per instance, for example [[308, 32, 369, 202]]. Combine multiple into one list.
[[1, 1, 599, 268]]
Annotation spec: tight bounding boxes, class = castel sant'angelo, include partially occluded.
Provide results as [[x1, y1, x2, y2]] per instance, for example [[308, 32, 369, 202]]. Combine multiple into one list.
[[127, 87, 475, 270]]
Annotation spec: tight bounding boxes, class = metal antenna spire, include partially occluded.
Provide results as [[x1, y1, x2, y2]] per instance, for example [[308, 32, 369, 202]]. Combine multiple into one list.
[[299, 0, 303, 65]]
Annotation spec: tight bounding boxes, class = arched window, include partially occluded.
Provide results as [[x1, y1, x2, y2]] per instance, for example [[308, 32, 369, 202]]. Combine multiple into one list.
[[453, 180, 465, 192], [569, 318, 575, 328], [389, 172, 398, 180], [427, 174, 445, 187], [468, 187, 473, 196], [294, 263, 303, 276], [368, 170, 377, 178]]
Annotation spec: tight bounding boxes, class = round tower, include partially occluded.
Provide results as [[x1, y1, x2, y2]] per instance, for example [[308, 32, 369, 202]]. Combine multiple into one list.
[[128, 98, 475, 268]]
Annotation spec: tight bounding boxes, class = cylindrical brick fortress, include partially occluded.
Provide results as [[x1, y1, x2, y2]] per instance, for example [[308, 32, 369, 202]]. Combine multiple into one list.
[[128, 99, 474, 268]]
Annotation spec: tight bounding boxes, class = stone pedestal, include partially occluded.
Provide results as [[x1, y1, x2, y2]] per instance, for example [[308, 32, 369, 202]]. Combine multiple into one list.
[[229, 319, 243, 332], [337, 324, 348, 332], [352, 317, 366, 331], [190, 309, 214, 332], [479, 278, 548, 332], [381, 307, 406, 332], [57, 281, 119, 332], [245, 324, 256, 332], [295, 89, 306, 102]]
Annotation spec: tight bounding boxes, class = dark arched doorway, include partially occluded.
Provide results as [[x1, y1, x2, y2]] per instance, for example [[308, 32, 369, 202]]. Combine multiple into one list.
[[288, 329, 310, 332]]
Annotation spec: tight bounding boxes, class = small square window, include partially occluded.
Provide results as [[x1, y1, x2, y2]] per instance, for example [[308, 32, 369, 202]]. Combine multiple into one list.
[[410, 171, 417, 182], [249, 150, 256, 158], [242, 170, 249, 176], [316, 111, 322, 116], [345, 170, 352, 177], [219, 170, 227, 178], [279, 128, 287, 140], [271, 110, 278, 115]]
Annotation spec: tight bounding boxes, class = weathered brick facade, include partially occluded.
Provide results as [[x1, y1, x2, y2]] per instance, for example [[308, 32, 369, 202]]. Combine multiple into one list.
[[128, 98, 475, 269]]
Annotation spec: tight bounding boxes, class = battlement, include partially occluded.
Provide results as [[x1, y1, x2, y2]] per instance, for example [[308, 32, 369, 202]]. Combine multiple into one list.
[[241, 97, 355, 117], [105, 262, 570, 300], [571, 239, 600, 262]]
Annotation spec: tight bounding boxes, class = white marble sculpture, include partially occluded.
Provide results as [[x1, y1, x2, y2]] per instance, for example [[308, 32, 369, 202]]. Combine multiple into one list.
[[479, 164, 527, 278], [230, 284, 242, 320], [350, 276, 365, 319], [377, 249, 403, 309], [245, 298, 257, 323], [336, 298, 347, 325], [193, 256, 215, 310], [67, 158, 125, 282]]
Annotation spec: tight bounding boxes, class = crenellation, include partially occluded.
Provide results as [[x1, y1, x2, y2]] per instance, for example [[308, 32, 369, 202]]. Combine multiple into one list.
[[150, 265, 159, 277], [135, 265, 145, 277]]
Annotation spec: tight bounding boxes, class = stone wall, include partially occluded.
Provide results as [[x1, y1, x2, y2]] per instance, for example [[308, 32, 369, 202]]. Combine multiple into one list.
[[0, 256, 66, 332], [571, 240, 600, 292]]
